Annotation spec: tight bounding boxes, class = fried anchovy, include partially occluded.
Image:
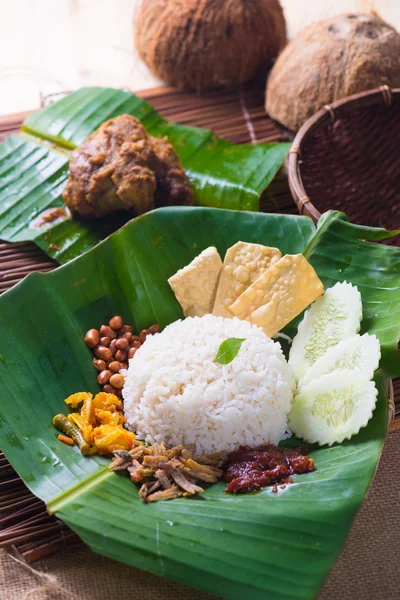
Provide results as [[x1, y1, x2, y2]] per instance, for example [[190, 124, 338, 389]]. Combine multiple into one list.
[[111, 441, 224, 502]]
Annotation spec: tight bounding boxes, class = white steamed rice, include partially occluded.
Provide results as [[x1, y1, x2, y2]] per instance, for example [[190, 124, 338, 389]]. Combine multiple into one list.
[[123, 315, 294, 455]]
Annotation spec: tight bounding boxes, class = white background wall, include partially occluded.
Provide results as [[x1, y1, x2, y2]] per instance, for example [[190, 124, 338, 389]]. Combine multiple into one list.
[[0, 0, 398, 114]]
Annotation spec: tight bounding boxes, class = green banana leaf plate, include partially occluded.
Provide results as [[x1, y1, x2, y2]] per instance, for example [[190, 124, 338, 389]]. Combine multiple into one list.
[[0, 207, 399, 600], [0, 87, 289, 264]]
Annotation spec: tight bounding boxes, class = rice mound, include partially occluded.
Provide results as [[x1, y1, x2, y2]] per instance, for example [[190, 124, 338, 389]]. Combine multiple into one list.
[[123, 315, 294, 454]]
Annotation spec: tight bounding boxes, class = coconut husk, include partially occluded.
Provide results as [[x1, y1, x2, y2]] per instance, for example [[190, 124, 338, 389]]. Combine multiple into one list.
[[266, 13, 400, 131], [135, 0, 287, 92]]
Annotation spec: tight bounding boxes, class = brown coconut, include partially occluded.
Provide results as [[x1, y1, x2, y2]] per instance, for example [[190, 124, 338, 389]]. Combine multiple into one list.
[[135, 0, 287, 92], [266, 13, 400, 131]]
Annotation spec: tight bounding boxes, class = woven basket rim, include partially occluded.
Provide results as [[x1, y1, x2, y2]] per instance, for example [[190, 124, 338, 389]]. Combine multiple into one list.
[[287, 86, 400, 222]]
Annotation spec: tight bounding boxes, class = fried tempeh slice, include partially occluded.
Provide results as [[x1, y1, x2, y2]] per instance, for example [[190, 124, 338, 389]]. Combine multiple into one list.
[[229, 254, 323, 337], [168, 247, 223, 317], [213, 242, 281, 318]]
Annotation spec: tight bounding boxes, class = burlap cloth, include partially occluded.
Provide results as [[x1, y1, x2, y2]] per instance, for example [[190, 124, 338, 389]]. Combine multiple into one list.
[[1, 429, 399, 600]]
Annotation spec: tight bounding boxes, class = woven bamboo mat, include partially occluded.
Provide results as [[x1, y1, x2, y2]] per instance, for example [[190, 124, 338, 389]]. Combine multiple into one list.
[[0, 84, 399, 564]]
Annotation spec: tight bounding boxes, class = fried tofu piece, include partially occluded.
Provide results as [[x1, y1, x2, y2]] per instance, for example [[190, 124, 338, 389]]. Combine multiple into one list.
[[168, 247, 223, 317], [228, 254, 323, 337], [212, 242, 281, 318]]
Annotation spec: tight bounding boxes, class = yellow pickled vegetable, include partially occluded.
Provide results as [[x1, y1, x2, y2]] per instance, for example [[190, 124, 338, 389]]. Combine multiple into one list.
[[81, 397, 96, 426], [53, 414, 91, 455], [65, 392, 93, 408], [67, 412, 87, 431], [92, 392, 122, 411], [54, 391, 134, 456], [91, 424, 135, 454], [94, 408, 121, 426]]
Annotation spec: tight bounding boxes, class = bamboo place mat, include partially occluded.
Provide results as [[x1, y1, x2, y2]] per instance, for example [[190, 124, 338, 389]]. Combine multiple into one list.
[[0, 84, 399, 583]]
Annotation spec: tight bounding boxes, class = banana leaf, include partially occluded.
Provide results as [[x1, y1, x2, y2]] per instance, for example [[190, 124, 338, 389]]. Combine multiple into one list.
[[0, 208, 399, 600], [0, 88, 289, 263]]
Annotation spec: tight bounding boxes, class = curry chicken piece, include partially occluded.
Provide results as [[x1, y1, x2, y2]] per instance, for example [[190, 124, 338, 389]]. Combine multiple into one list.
[[63, 114, 193, 219], [149, 136, 194, 208]]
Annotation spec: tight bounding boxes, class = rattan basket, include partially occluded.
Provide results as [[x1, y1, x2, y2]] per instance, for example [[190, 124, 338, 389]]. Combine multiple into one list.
[[288, 86, 400, 241]]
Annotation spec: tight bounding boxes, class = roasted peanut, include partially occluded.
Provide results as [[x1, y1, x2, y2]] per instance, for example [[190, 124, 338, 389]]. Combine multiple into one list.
[[115, 389, 123, 399], [109, 361, 122, 373], [148, 324, 160, 334], [128, 347, 137, 359], [139, 329, 148, 343], [87, 318, 138, 386], [94, 345, 112, 361], [116, 337, 129, 350], [103, 384, 117, 395], [115, 349, 128, 362], [85, 329, 99, 348], [109, 316, 123, 330], [98, 370, 112, 385], [119, 325, 133, 335], [109, 373, 124, 389], [109, 339, 118, 355], [99, 325, 116, 339], [92, 358, 107, 372]]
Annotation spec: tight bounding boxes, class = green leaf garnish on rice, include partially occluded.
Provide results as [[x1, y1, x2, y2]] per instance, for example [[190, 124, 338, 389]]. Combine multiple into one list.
[[214, 337, 245, 365]]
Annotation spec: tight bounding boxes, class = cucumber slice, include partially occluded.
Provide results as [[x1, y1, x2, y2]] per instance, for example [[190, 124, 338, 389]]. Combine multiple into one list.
[[289, 281, 362, 381], [298, 333, 380, 390], [289, 372, 378, 446]]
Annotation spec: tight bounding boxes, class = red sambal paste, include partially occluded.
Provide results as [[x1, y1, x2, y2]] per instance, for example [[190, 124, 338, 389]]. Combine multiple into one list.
[[223, 444, 315, 494]]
